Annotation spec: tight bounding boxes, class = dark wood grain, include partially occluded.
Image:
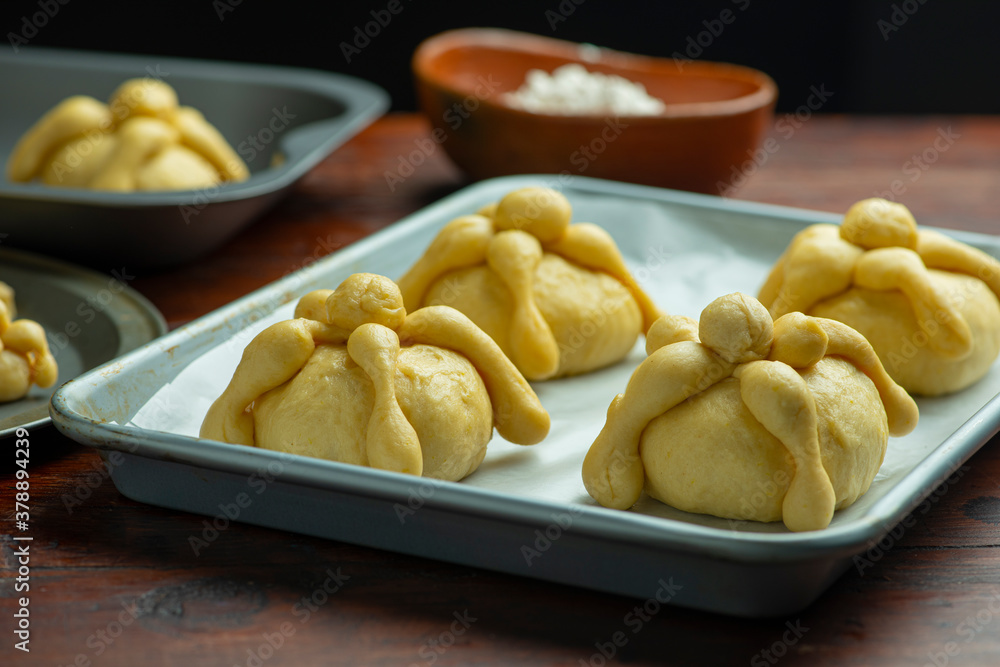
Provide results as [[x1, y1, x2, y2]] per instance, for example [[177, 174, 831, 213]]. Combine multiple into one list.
[[3, 113, 1000, 666]]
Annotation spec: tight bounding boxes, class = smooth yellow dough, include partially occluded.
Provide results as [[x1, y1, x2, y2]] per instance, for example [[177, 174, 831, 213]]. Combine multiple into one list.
[[6, 78, 249, 191], [398, 187, 663, 380], [424, 254, 643, 379], [200, 273, 550, 481], [0, 282, 58, 403], [582, 293, 918, 532], [760, 198, 1000, 395]]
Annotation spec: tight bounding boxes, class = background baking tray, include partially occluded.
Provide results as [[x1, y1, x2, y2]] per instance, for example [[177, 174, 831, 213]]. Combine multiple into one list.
[[0, 47, 388, 269], [0, 247, 166, 437], [50, 175, 1000, 617]]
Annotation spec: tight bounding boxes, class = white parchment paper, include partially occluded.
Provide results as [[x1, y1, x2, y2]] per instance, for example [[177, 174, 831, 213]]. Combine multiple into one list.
[[127, 187, 1000, 533]]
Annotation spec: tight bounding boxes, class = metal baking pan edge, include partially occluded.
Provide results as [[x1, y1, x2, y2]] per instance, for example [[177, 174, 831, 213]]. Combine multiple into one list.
[[49, 175, 1000, 616]]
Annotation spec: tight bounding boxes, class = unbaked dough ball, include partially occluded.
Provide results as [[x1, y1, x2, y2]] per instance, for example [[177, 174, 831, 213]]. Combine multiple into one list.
[[200, 273, 550, 482], [582, 293, 918, 532]]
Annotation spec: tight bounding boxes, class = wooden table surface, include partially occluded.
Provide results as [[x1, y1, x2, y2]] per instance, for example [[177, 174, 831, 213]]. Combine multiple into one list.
[[4, 113, 1000, 666]]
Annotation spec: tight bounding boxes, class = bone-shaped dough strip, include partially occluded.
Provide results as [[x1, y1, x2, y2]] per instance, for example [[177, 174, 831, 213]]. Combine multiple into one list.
[[917, 229, 1000, 299], [173, 106, 250, 182], [6, 96, 112, 182], [582, 342, 733, 509], [854, 246, 972, 360], [88, 117, 179, 191], [347, 323, 423, 476], [544, 223, 663, 332], [397, 215, 494, 312], [764, 225, 863, 317], [397, 306, 549, 446], [795, 315, 919, 436], [200, 319, 346, 446], [735, 360, 836, 532], [487, 230, 559, 381]]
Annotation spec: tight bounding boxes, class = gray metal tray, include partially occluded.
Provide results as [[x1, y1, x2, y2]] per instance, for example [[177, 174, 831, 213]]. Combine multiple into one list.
[[0, 247, 166, 437], [0, 47, 388, 269], [49, 176, 1000, 617]]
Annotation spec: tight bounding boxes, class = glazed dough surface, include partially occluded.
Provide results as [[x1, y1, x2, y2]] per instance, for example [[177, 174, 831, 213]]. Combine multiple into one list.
[[254, 344, 493, 481], [424, 253, 643, 378]]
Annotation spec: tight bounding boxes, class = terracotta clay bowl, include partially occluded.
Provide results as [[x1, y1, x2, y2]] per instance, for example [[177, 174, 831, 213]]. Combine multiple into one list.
[[412, 28, 778, 195]]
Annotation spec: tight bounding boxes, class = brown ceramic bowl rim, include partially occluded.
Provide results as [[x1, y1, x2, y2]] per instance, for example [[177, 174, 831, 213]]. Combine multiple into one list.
[[413, 27, 778, 122]]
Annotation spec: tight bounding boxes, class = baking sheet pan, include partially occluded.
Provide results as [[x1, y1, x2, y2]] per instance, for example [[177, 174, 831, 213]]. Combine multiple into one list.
[[49, 175, 1000, 616], [0, 247, 166, 437], [0, 47, 388, 269]]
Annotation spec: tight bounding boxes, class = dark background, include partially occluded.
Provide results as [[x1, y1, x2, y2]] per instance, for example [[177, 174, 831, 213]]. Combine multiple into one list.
[[1, 0, 997, 114]]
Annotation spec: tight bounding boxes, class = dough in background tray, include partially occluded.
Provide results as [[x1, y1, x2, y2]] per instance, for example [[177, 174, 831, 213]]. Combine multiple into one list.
[[582, 293, 918, 532], [200, 273, 549, 481], [0, 281, 58, 402], [759, 197, 1000, 396], [397, 186, 663, 381], [7, 78, 249, 192]]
